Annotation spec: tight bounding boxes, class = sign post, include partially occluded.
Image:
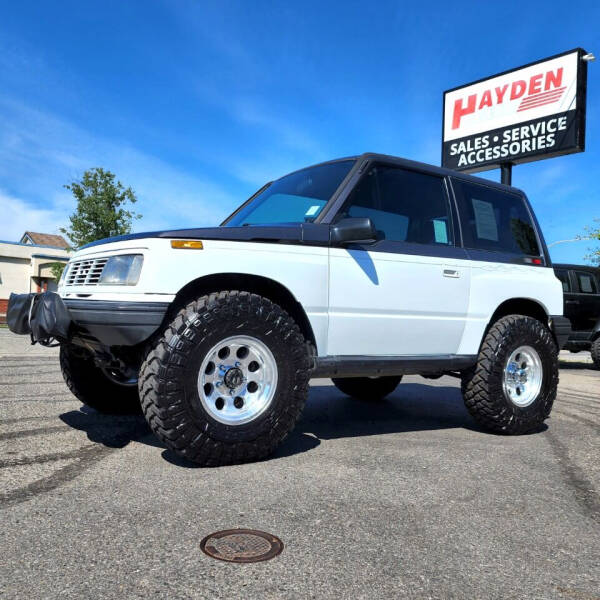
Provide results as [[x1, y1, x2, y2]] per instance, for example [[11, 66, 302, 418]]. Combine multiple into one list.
[[442, 48, 591, 184]]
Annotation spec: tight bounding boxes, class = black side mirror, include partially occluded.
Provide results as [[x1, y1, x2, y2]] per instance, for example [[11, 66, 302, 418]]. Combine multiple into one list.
[[330, 217, 377, 245]]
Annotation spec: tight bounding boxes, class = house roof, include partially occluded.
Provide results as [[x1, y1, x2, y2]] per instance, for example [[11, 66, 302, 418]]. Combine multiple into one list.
[[21, 231, 69, 248]]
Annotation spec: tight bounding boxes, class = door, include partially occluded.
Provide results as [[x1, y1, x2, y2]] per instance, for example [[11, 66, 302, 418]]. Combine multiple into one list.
[[571, 270, 600, 333], [327, 164, 471, 357]]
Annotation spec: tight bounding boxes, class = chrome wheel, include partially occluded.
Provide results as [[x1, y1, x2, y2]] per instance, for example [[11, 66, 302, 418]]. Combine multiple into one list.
[[198, 335, 278, 425], [502, 345, 543, 407]]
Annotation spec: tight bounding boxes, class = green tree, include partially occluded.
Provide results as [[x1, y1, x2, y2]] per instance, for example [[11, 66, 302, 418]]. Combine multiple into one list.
[[581, 218, 600, 266], [50, 261, 67, 281], [60, 167, 141, 248]]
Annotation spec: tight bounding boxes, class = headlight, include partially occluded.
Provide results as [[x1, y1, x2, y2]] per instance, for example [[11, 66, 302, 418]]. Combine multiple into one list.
[[99, 254, 144, 286]]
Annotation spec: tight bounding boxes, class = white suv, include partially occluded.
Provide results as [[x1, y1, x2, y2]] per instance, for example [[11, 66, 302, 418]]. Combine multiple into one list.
[[12, 153, 571, 465]]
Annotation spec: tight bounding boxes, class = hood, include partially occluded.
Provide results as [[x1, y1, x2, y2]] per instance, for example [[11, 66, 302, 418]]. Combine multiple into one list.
[[80, 223, 330, 249]]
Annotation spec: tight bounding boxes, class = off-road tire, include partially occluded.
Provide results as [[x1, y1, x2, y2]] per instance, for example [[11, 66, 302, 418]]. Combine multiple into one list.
[[138, 291, 311, 466], [59, 344, 141, 414], [461, 315, 558, 434], [591, 337, 600, 369], [332, 376, 402, 400]]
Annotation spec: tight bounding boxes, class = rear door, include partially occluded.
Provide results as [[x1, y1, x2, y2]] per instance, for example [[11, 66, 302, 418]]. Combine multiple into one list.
[[571, 270, 600, 332], [327, 163, 471, 357]]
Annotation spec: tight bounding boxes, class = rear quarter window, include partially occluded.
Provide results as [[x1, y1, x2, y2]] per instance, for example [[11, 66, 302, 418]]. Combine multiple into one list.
[[452, 180, 541, 257], [575, 271, 598, 294]]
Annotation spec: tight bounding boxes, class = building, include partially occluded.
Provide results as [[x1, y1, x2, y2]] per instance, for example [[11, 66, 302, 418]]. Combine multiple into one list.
[[0, 232, 71, 322]]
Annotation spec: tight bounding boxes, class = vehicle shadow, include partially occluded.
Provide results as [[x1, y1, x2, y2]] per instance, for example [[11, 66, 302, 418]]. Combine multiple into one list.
[[59, 407, 158, 449], [163, 381, 481, 468], [60, 381, 481, 468], [559, 360, 596, 371]]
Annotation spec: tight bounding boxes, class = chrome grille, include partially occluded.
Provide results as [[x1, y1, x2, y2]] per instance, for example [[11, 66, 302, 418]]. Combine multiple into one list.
[[65, 257, 109, 286]]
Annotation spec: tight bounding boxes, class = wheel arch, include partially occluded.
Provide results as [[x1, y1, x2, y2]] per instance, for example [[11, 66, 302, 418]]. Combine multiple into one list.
[[488, 298, 550, 326], [482, 298, 552, 349], [166, 272, 318, 351]]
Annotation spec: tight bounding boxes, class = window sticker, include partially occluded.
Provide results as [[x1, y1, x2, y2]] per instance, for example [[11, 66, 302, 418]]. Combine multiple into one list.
[[472, 198, 498, 241], [305, 205, 321, 217], [433, 219, 449, 244]]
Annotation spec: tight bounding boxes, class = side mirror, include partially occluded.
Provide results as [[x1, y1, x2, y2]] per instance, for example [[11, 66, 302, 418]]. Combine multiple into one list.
[[330, 217, 377, 245]]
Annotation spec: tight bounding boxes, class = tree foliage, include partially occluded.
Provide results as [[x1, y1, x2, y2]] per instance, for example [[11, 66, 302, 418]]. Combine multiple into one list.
[[581, 218, 600, 266], [50, 261, 67, 281], [60, 168, 141, 248]]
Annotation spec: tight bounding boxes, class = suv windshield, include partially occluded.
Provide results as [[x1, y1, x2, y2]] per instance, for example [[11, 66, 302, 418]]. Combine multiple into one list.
[[224, 160, 355, 226]]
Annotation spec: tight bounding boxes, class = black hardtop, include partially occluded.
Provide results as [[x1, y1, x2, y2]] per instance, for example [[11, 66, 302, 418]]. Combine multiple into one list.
[[554, 263, 600, 274], [354, 153, 527, 196], [80, 152, 530, 250]]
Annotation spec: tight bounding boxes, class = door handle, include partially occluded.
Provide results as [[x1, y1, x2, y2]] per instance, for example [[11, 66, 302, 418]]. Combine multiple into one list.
[[565, 300, 579, 304], [443, 269, 460, 278]]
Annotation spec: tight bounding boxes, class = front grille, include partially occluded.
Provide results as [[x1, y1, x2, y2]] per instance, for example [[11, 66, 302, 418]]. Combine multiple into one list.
[[65, 257, 109, 286]]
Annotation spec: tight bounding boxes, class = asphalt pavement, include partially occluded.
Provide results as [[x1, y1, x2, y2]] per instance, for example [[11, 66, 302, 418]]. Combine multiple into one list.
[[1, 328, 599, 599]]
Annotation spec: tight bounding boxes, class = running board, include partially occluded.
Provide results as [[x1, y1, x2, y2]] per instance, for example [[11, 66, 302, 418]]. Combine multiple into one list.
[[312, 355, 477, 378]]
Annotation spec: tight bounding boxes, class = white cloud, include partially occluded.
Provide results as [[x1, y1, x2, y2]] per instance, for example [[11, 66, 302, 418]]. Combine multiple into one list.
[[0, 190, 68, 241], [0, 96, 241, 240]]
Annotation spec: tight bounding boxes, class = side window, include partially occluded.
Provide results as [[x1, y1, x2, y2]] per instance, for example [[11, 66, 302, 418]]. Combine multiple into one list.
[[555, 269, 570, 293], [341, 165, 453, 245], [576, 271, 598, 294], [452, 180, 540, 256]]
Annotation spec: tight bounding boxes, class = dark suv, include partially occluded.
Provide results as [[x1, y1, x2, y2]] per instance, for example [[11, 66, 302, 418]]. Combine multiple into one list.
[[554, 263, 600, 368]]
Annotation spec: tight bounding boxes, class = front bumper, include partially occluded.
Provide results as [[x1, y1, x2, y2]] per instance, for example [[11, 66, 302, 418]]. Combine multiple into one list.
[[64, 299, 170, 346], [549, 315, 572, 350], [7, 292, 170, 347]]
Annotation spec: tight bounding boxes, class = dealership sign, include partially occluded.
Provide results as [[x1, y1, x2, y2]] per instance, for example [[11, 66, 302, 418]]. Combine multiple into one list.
[[442, 49, 588, 173]]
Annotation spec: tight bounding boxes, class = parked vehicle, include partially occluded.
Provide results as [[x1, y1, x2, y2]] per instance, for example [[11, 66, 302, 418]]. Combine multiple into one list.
[[554, 263, 600, 368], [8, 153, 570, 465]]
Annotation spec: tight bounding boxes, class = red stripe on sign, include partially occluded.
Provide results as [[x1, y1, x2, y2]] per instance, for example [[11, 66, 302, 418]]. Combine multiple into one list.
[[519, 87, 566, 107], [517, 97, 563, 112], [518, 89, 565, 112], [519, 92, 564, 107]]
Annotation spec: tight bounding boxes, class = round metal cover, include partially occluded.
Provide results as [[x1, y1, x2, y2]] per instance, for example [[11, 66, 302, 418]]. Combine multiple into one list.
[[200, 529, 283, 563]]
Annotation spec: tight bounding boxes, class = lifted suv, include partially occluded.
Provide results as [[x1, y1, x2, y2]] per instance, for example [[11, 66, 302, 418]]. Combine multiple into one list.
[[9, 153, 570, 465], [554, 263, 600, 368]]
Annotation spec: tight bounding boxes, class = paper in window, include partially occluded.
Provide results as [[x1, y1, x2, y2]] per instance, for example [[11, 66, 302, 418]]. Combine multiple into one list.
[[433, 219, 448, 244], [472, 199, 498, 241]]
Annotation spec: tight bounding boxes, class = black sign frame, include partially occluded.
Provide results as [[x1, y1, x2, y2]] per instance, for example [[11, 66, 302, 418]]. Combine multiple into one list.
[[441, 48, 588, 175]]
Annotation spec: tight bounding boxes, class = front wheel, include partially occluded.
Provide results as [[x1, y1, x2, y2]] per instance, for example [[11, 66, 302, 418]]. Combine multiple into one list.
[[332, 376, 402, 401], [138, 291, 311, 466], [461, 315, 558, 434], [59, 344, 141, 414]]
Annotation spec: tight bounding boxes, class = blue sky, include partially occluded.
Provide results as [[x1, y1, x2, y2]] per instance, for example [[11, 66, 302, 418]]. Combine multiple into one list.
[[0, 0, 598, 263]]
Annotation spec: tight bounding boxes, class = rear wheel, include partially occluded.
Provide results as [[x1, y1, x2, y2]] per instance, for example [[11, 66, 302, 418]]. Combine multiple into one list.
[[332, 376, 402, 401], [59, 344, 141, 414], [138, 291, 311, 466], [591, 337, 600, 369], [461, 315, 558, 434]]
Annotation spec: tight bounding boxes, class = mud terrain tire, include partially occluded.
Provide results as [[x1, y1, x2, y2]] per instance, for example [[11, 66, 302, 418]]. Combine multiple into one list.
[[138, 291, 310, 466], [461, 315, 558, 434]]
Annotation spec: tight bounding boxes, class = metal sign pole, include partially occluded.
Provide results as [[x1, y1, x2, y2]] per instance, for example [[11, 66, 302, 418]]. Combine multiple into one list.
[[500, 163, 512, 186]]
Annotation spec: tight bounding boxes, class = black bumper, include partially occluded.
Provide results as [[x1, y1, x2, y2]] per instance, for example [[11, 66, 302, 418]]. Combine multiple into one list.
[[64, 299, 170, 346], [549, 315, 572, 350]]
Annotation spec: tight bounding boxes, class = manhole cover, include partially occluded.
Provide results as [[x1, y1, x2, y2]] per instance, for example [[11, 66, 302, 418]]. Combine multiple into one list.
[[200, 529, 283, 563]]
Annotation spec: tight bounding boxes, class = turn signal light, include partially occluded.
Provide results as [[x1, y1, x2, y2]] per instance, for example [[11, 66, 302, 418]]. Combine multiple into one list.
[[171, 240, 204, 249]]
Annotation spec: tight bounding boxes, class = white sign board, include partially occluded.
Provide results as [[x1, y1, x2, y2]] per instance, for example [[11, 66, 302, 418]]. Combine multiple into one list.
[[442, 49, 587, 173]]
